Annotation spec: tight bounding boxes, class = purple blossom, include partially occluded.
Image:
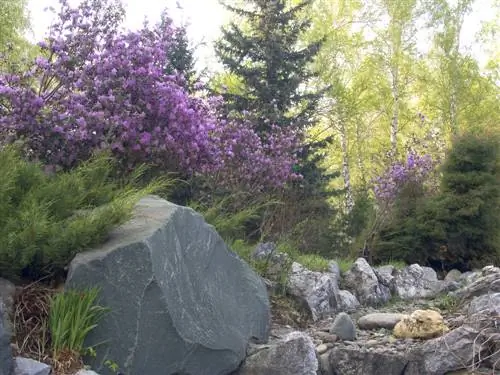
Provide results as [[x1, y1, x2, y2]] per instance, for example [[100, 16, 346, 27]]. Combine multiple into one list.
[[0, 0, 299, 189]]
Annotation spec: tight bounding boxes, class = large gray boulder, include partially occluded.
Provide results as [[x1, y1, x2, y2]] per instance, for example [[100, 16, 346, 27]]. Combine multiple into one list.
[[65, 196, 270, 375], [0, 301, 12, 375]]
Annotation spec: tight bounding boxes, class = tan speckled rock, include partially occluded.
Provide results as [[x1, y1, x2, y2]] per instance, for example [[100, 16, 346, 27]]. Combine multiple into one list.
[[393, 309, 449, 339]]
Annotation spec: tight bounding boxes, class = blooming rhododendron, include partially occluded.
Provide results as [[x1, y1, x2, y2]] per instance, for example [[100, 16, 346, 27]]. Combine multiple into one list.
[[373, 151, 434, 204], [0, 0, 299, 189]]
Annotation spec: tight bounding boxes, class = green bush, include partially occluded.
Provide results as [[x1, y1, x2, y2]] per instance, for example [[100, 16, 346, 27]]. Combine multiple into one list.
[[373, 131, 500, 270], [0, 147, 169, 281], [421, 132, 500, 269]]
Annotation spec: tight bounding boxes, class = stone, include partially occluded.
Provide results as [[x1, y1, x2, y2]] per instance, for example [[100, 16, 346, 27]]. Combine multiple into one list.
[[445, 269, 462, 283], [337, 290, 361, 312], [13, 357, 51, 375], [287, 262, 359, 321], [65, 196, 270, 375], [375, 265, 395, 287], [330, 312, 356, 341], [313, 331, 338, 343], [252, 242, 277, 259], [0, 301, 12, 375], [414, 326, 491, 375], [326, 346, 422, 375], [392, 264, 444, 299], [393, 310, 449, 339], [74, 371, 100, 375], [0, 279, 16, 320], [237, 331, 318, 375], [316, 343, 328, 354], [451, 270, 500, 301], [327, 261, 341, 280], [251, 243, 290, 282], [468, 293, 500, 316], [358, 313, 407, 330], [343, 258, 391, 306]]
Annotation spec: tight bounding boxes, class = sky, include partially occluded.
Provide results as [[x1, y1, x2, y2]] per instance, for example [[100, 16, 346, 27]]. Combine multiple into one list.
[[26, 0, 496, 72], [26, 0, 230, 72]]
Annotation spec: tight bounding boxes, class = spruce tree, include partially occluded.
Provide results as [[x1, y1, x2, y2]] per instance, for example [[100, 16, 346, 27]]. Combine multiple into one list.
[[214, 0, 339, 254], [215, 0, 324, 132]]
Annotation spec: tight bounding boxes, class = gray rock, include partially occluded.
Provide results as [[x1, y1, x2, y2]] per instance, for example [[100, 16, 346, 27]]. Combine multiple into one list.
[[237, 331, 318, 375], [327, 261, 341, 280], [13, 357, 50, 375], [326, 346, 422, 375], [252, 242, 277, 260], [392, 264, 444, 299], [74, 370, 101, 375], [343, 258, 391, 306], [65, 196, 270, 375], [287, 262, 352, 320], [0, 279, 16, 320], [330, 312, 356, 341], [459, 271, 480, 285], [251, 243, 290, 282], [375, 265, 395, 287], [468, 293, 500, 316], [415, 326, 490, 375], [444, 269, 462, 283], [337, 290, 361, 312], [451, 271, 500, 301], [357, 313, 407, 330], [481, 265, 500, 276], [0, 302, 12, 375]]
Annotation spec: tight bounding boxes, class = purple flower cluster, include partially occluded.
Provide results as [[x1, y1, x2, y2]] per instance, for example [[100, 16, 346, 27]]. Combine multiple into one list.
[[0, 0, 299, 188], [373, 151, 434, 203]]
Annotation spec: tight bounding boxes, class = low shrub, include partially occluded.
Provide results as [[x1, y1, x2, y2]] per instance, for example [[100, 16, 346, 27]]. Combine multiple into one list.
[[0, 146, 170, 281]]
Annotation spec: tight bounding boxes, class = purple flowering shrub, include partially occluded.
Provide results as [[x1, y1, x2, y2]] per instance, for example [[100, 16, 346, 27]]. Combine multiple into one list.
[[373, 151, 434, 205], [0, 0, 299, 189]]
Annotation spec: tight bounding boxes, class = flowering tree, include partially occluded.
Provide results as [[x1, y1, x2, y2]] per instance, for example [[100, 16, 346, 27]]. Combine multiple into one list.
[[0, 0, 299, 189], [373, 151, 434, 205]]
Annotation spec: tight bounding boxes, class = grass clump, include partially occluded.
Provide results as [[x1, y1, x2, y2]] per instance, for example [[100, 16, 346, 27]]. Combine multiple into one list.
[[434, 293, 461, 313], [335, 258, 355, 274], [49, 287, 110, 373], [0, 146, 170, 281], [295, 254, 329, 272]]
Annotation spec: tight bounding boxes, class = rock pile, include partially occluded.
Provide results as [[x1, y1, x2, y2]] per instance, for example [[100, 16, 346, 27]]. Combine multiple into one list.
[[0, 196, 498, 375]]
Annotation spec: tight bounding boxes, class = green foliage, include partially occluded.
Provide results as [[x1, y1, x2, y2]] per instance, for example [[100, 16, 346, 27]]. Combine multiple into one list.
[[189, 192, 278, 242], [434, 293, 461, 313], [0, 146, 170, 281], [373, 131, 500, 270], [0, 0, 33, 73], [49, 287, 109, 360], [335, 258, 355, 274], [295, 254, 329, 272], [215, 0, 323, 131]]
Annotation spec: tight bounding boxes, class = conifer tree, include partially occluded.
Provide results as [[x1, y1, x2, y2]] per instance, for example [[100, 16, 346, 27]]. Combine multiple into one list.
[[214, 0, 340, 254], [215, 0, 324, 132]]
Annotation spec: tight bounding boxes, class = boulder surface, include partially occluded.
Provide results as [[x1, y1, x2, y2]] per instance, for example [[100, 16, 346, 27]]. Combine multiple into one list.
[[66, 196, 270, 375]]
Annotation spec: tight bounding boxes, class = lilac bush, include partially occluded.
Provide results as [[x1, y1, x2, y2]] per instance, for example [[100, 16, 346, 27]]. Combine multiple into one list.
[[373, 151, 434, 204], [0, 0, 299, 189]]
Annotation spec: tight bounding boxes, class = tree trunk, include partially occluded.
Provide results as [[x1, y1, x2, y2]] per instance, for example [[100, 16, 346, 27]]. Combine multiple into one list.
[[339, 120, 354, 212]]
